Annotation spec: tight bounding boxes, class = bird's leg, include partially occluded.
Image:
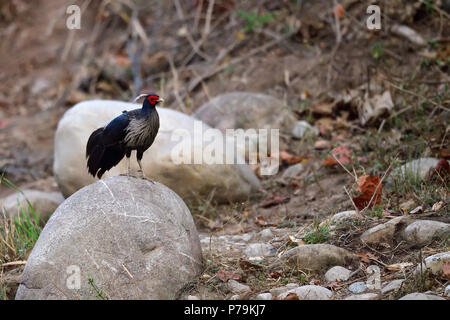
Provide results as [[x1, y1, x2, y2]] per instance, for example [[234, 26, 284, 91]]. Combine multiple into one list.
[[136, 150, 150, 181], [137, 159, 147, 179]]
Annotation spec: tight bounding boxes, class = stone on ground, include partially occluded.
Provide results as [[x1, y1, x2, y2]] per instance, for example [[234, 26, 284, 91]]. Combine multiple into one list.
[[16, 176, 202, 300], [54, 100, 260, 203]]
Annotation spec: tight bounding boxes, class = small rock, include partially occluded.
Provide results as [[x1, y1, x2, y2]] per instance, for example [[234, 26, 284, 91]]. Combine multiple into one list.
[[444, 285, 450, 297], [282, 163, 305, 179], [314, 140, 332, 150], [291, 121, 319, 139], [344, 293, 379, 300], [244, 243, 274, 258], [360, 216, 411, 246], [415, 251, 450, 276], [231, 233, 253, 243], [227, 280, 251, 295], [409, 206, 423, 214], [187, 295, 200, 300], [258, 228, 274, 241], [272, 244, 357, 272], [403, 220, 450, 247], [269, 283, 299, 297], [399, 293, 445, 300], [31, 79, 51, 95], [381, 279, 404, 294], [278, 285, 332, 300], [400, 199, 416, 213], [229, 294, 240, 300], [1, 190, 64, 223], [324, 266, 352, 282], [391, 24, 427, 46], [388, 158, 444, 185], [330, 210, 363, 226], [348, 282, 367, 294], [255, 293, 272, 300]]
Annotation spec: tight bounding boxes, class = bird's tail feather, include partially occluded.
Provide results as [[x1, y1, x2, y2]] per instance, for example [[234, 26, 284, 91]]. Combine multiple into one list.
[[86, 127, 125, 178]]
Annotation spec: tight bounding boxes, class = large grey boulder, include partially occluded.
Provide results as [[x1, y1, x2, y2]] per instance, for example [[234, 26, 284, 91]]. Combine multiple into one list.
[[1, 190, 64, 223], [193, 92, 296, 133], [16, 176, 202, 300], [54, 100, 260, 203]]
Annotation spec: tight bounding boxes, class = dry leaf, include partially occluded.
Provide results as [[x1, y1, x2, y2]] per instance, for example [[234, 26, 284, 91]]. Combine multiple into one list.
[[333, 3, 344, 19], [386, 262, 413, 271], [217, 269, 241, 282], [322, 146, 352, 166], [353, 175, 382, 210], [260, 196, 290, 208], [442, 262, 450, 280], [284, 292, 300, 300]]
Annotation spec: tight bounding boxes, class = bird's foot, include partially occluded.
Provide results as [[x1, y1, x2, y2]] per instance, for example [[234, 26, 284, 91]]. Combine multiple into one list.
[[138, 169, 155, 183]]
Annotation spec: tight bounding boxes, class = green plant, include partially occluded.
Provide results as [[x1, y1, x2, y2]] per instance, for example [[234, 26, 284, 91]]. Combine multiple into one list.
[[366, 205, 383, 218], [302, 219, 330, 244], [370, 41, 384, 60], [0, 176, 42, 262], [88, 277, 109, 300], [237, 10, 275, 33]]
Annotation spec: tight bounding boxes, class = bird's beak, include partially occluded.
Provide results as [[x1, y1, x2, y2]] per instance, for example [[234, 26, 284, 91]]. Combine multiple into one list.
[[157, 97, 164, 104]]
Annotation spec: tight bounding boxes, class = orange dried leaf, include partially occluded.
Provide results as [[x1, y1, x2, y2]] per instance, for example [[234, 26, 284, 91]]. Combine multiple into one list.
[[322, 146, 352, 166], [352, 175, 382, 210], [217, 269, 241, 282], [333, 3, 344, 19]]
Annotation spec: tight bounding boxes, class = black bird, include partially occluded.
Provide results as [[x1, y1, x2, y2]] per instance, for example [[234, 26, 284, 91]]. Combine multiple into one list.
[[86, 93, 163, 179]]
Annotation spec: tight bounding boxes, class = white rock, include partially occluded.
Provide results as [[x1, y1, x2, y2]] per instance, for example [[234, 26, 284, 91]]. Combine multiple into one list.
[[403, 220, 450, 246], [399, 293, 445, 300], [291, 121, 319, 139], [391, 24, 427, 46], [227, 280, 251, 294], [282, 163, 305, 179], [258, 228, 274, 241], [360, 216, 411, 245], [269, 283, 299, 297], [273, 244, 356, 271], [229, 294, 240, 300], [244, 243, 274, 258], [381, 279, 404, 294], [187, 295, 200, 300], [54, 100, 260, 203], [415, 251, 450, 276], [324, 266, 352, 282], [389, 158, 444, 183], [444, 285, 450, 297], [194, 92, 296, 134], [330, 210, 363, 226], [255, 293, 272, 300], [15, 176, 202, 300], [345, 293, 379, 300], [278, 285, 332, 300]]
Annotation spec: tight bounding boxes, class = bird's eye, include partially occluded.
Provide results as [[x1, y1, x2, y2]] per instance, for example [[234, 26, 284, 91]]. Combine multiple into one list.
[[147, 95, 158, 104]]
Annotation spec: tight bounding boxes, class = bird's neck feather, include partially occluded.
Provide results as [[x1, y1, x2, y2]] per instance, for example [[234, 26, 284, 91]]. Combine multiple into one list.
[[142, 99, 156, 113]]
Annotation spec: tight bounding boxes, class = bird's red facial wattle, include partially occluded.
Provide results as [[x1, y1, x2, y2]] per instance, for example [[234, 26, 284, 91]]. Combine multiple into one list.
[[147, 95, 159, 105]]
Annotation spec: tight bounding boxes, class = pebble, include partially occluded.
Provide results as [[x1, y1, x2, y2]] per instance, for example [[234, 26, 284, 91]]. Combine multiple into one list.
[[344, 293, 379, 300], [227, 280, 251, 294], [324, 266, 352, 282], [291, 121, 319, 139], [269, 283, 299, 297], [255, 293, 272, 300], [381, 279, 404, 294], [258, 228, 274, 241], [399, 292, 445, 300], [278, 285, 332, 300], [348, 282, 367, 293], [244, 243, 274, 258], [282, 163, 305, 179]]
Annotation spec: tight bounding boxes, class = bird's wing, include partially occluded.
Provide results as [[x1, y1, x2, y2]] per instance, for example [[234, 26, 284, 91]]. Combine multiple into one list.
[[101, 112, 130, 146]]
